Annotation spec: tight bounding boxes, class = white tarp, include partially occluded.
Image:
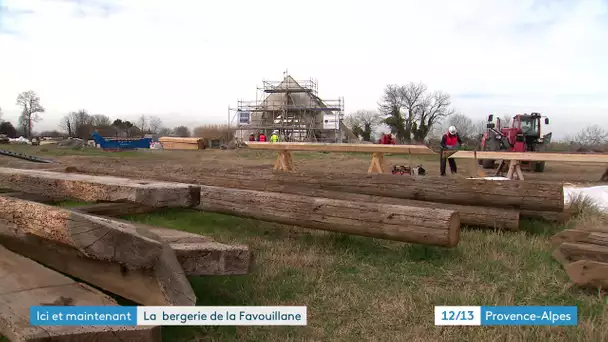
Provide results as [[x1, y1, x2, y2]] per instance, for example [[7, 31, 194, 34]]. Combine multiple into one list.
[[468, 177, 608, 213], [564, 185, 608, 213]]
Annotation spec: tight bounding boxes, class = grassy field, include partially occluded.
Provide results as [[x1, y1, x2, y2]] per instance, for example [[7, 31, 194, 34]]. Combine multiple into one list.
[[0, 145, 607, 341], [55, 200, 608, 341]]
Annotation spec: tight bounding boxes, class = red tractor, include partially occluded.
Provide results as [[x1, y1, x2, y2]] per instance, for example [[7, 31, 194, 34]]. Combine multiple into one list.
[[479, 112, 552, 172]]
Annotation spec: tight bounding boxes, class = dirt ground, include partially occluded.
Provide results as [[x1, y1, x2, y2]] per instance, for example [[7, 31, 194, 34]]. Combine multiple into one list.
[[1, 147, 605, 186]]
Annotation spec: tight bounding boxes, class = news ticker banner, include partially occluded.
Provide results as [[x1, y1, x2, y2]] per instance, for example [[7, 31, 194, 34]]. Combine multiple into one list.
[[30, 306, 307, 326], [30, 305, 577, 326], [435, 306, 577, 326]]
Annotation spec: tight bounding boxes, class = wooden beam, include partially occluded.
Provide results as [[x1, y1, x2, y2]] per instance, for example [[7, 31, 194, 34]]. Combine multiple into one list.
[[563, 260, 608, 289], [148, 227, 252, 276], [197, 185, 461, 247], [0, 226, 196, 306], [551, 229, 608, 247], [246, 142, 437, 154], [0, 245, 161, 342], [0, 196, 164, 269], [71, 203, 253, 276], [450, 150, 608, 163], [553, 242, 608, 264], [70, 202, 160, 217], [0, 167, 201, 207]]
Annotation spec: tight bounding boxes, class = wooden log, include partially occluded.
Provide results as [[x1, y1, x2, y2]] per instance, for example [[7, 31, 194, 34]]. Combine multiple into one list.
[[551, 229, 608, 248], [197, 185, 461, 247], [71, 202, 160, 217], [0, 191, 56, 204], [72, 204, 253, 276], [121, 168, 562, 212], [0, 221, 196, 306], [0, 167, 201, 207], [563, 260, 608, 289], [552, 242, 608, 264], [242, 186, 518, 230], [0, 196, 163, 269], [0, 245, 161, 342]]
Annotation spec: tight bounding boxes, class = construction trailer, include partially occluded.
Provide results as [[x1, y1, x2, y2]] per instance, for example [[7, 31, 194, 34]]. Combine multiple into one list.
[[229, 72, 357, 143]]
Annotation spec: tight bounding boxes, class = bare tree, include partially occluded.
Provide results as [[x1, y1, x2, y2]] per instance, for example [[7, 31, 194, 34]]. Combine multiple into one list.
[[0, 106, 3, 122], [343, 110, 382, 141], [412, 91, 455, 141], [158, 127, 172, 136], [91, 114, 111, 126], [378, 82, 454, 143], [444, 113, 473, 140], [137, 115, 148, 133], [148, 116, 163, 134], [173, 126, 191, 137], [501, 114, 512, 128], [59, 115, 73, 136], [16, 90, 45, 138], [574, 125, 608, 147]]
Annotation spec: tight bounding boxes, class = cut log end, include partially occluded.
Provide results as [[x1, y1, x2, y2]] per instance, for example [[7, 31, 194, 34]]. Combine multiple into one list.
[[447, 211, 461, 248]]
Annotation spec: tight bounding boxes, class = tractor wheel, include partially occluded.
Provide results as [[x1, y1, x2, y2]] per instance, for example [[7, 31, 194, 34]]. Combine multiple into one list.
[[533, 161, 545, 173], [482, 159, 495, 169]]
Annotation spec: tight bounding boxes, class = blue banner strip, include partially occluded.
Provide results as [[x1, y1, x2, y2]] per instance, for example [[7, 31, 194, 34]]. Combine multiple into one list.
[[481, 306, 577, 326], [30, 306, 138, 326]]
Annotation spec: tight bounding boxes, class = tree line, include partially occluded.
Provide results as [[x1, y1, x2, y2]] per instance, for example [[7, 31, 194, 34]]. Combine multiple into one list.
[[344, 82, 608, 149], [0, 90, 192, 139]]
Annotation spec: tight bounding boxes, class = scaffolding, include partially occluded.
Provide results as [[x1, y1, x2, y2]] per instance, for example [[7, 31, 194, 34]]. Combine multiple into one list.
[[228, 72, 347, 143]]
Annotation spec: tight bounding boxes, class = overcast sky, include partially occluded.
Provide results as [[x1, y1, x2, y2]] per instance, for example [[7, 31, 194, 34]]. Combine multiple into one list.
[[1, 0, 607, 139]]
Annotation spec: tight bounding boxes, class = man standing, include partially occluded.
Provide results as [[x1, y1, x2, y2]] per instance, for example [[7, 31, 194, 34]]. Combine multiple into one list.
[[270, 130, 279, 143], [378, 133, 396, 144], [440, 125, 463, 176]]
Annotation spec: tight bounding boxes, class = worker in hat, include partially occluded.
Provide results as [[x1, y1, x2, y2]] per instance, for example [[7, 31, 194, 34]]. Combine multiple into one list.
[[270, 130, 279, 143], [439, 125, 463, 176]]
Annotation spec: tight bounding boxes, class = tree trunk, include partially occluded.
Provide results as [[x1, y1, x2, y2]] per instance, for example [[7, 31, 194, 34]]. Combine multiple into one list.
[[0, 244, 161, 341], [0, 196, 163, 269], [0, 167, 200, 208], [197, 185, 460, 247]]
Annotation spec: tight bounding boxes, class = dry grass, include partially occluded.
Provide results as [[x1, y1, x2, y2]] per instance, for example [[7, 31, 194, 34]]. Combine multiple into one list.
[[193, 124, 234, 142]]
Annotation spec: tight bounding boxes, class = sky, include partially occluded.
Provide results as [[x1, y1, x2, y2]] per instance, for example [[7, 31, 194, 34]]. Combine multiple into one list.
[[0, 0, 607, 139]]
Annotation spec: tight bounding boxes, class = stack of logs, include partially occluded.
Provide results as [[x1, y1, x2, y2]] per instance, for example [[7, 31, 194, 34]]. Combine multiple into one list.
[[551, 222, 608, 289], [0, 168, 252, 342], [68, 166, 568, 233]]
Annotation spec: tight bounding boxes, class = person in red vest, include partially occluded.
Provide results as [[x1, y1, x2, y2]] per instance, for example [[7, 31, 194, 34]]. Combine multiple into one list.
[[440, 125, 463, 176], [258, 132, 267, 142], [379, 133, 396, 144]]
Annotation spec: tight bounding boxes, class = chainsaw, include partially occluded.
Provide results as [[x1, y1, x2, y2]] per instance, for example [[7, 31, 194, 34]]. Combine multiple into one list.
[[392, 165, 426, 176]]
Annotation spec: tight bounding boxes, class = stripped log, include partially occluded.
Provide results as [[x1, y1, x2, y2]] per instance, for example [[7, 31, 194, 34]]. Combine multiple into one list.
[[73, 204, 253, 276], [563, 260, 608, 289], [72, 202, 160, 217], [0, 167, 200, 207], [0, 221, 196, 306], [244, 186, 518, 230], [552, 242, 608, 264], [197, 185, 461, 247], [0, 245, 161, 342], [0, 196, 163, 269]]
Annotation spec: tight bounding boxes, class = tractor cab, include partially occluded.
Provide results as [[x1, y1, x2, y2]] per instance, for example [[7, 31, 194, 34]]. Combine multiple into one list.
[[511, 113, 551, 152]]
